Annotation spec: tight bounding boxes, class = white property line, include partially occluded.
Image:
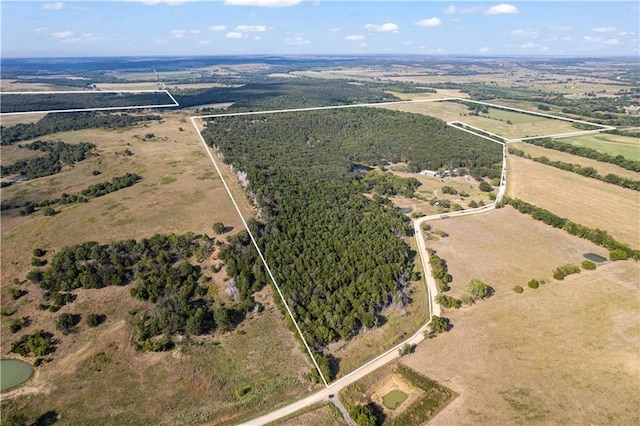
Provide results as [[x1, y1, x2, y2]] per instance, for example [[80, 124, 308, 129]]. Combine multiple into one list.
[[189, 116, 330, 388], [0, 89, 179, 116]]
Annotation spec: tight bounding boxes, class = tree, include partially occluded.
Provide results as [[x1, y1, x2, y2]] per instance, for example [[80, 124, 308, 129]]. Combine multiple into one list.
[[479, 181, 493, 192], [350, 404, 377, 426], [56, 313, 80, 334], [428, 315, 450, 334], [86, 313, 105, 327], [609, 248, 629, 261], [581, 260, 596, 270], [33, 248, 46, 257], [466, 278, 492, 300], [42, 207, 57, 217], [398, 342, 413, 356], [212, 222, 226, 234], [513, 285, 524, 294], [527, 279, 539, 289]]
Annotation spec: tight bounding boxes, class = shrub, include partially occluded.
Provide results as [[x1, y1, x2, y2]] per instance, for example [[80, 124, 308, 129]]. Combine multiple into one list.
[[56, 313, 80, 334], [42, 207, 56, 217], [441, 186, 458, 195], [350, 404, 377, 426], [212, 222, 226, 235], [527, 279, 539, 289], [8, 288, 27, 300], [609, 248, 629, 261], [428, 315, 450, 334], [513, 285, 524, 294], [31, 257, 47, 267], [86, 313, 105, 327], [479, 181, 493, 192], [8, 319, 23, 333], [32, 248, 46, 257], [435, 294, 461, 309], [466, 278, 492, 300], [553, 264, 580, 281], [398, 342, 413, 356], [10, 330, 54, 356], [581, 260, 597, 270], [468, 200, 478, 208]]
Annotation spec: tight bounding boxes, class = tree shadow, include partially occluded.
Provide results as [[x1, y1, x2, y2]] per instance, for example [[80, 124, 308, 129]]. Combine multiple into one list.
[[33, 410, 59, 426]]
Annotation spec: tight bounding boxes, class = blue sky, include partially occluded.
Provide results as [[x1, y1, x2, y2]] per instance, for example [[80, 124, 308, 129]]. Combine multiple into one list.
[[1, 1, 638, 57]]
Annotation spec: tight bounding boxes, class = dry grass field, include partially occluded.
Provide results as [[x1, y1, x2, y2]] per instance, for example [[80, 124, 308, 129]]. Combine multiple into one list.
[[0, 112, 317, 425], [507, 154, 640, 248], [513, 141, 640, 181], [425, 207, 610, 298], [276, 403, 345, 426], [402, 259, 639, 425]]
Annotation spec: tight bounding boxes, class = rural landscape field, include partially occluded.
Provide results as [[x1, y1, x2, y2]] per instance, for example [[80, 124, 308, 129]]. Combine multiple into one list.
[[1, 1, 638, 425]]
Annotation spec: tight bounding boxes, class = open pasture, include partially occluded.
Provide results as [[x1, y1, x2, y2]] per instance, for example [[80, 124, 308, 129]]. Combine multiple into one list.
[[507, 154, 640, 247], [560, 133, 640, 161], [513, 141, 640, 181], [403, 260, 639, 425]]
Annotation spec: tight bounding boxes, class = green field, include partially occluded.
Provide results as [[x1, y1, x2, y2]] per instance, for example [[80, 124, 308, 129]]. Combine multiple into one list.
[[560, 133, 640, 160]]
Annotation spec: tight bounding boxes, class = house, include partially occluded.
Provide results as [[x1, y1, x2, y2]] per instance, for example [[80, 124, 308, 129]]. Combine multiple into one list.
[[419, 170, 439, 178]]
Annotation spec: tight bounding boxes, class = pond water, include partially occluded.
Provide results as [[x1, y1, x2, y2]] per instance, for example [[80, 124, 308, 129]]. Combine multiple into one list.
[[398, 207, 413, 214], [1, 359, 33, 392], [583, 253, 607, 263], [383, 389, 408, 410], [351, 164, 372, 173]]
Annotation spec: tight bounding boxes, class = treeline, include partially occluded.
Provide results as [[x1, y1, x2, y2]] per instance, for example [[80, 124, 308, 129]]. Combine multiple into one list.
[[0, 112, 162, 145], [175, 79, 399, 110], [0, 141, 96, 180], [533, 156, 640, 191], [504, 197, 639, 260], [4, 173, 142, 215], [522, 137, 640, 172], [23, 233, 255, 350], [0, 92, 172, 114]]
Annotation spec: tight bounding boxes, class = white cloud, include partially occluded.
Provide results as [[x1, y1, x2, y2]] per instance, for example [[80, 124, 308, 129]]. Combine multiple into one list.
[[618, 31, 635, 36], [34, 27, 49, 33], [169, 29, 187, 38], [443, 5, 457, 14], [284, 36, 311, 45], [235, 25, 268, 32], [43, 2, 64, 10], [122, 0, 195, 5], [365, 23, 399, 33], [484, 4, 519, 15], [198, 40, 210, 44], [52, 31, 103, 44], [331, 28, 340, 33], [550, 26, 572, 32], [224, 0, 301, 7], [209, 25, 227, 32], [563, 36, 572, 41], [511, 29, 538, 38], [479, 46, 490, 53], [225, 32, 246, 39], [583, 36, 600, 42], [415, 17, 442, 27], [345, 35, 365, 41], [603, 38, 619, 45], [592, 26, 616, 33], [520, 41, 539, 49], [52, 31, 74, 38], [191, 30, 201, 34]]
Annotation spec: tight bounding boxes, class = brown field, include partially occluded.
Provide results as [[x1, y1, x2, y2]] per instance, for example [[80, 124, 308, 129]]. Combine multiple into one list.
[[402, 260, 639, 425], [1, 113, 254, 282], [513, 141, 640, 181], [0, 112, 318, 424], [0, 113, 47, 126], [507, 154, 640, 248], [276, 403, 344, 426], [1, 286, 314, 425], [0, 80, 58, 91], [425, 207, 610, 298], [386, 89, 468, 100]]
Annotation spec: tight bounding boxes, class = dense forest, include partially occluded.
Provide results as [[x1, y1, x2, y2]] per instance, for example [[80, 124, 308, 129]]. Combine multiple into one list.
[[0, 112, 162, 145], [0, 92, 173, 114], [0, 141, 96, 180], [175, 79, 399, 111], [202, 107, 501, 359]]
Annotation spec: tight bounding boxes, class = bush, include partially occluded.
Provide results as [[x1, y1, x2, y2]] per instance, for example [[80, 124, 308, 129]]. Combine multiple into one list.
[[399, 342, 413, 356], [8, 288, 27, 300], [31, 257, 47, 267], [466, 278, 492, 300], [527, 279, 539, 289], [428, 315, 450, 334], [56, 313, 80, 334], [513, 285, 524, 294], [581, 260, 597, 270], [10, 330, 54, 356], [553, 264, 581, 281], [479, 181, 493, 192], [435, 294, 461, 309], [350, 404, 377, 426], [212, 222, 226, 235], [86, 313, 105, 327], [441, 186, 458, 195], [609, 248, 629, 261], [8, 319, 23, 333], [42, 207, 57, 217], [32, 248, 46, 257]]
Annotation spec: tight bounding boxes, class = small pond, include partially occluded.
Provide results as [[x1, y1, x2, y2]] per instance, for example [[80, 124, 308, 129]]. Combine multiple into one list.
[[383, 389, 408, 410], [398, 207, 413, 214], [583, 253, 607, 263], [351, 164, 373, 173], [1, 359, 34, 392]]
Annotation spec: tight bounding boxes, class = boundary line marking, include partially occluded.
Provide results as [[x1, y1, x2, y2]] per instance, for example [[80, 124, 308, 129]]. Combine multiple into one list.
[[0, 89, 179, 116]]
